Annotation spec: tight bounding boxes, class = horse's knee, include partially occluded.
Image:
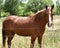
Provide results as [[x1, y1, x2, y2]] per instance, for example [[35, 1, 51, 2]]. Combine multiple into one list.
[[38, 44, 41, 48], [2, 46, 5, 48], [7, 37, 11, 44], [38, 36, 42, 43], [8, 45, 11, 48], [30, 43, 34, 48], [31, 36, 36, 43], [38, 37, 42, 48], [7, 39, 11, 48], [30, 36, 36, 48], [7, 40, 11, 44]]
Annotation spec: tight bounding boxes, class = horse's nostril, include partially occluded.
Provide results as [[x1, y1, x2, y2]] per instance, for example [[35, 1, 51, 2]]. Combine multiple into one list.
[[47, 23, 53, 27], [51, 23, 53, 26]]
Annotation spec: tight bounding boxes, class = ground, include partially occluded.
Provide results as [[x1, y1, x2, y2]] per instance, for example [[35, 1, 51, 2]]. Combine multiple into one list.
[[0, 15, 60, 48]]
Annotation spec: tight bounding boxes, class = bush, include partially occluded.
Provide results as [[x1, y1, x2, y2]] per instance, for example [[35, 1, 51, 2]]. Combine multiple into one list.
[[1, 11, 10, 17], [23, 11, 34, 16]]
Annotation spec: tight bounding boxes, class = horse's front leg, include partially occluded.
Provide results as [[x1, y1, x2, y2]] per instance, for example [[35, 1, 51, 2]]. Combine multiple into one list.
[[38, 36, 42, 48], [30, 36, 36, 48]]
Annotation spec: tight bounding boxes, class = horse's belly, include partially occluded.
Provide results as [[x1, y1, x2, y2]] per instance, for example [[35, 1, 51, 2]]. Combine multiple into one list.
[[14, 29, 32, 36]]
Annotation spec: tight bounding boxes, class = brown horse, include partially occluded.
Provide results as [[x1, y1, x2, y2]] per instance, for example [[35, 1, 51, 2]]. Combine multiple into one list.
[[2, 5, 54, 48]]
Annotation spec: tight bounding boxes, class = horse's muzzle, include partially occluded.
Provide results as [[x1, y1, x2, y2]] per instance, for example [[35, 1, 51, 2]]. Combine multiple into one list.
[[47, 23, 53, 27]]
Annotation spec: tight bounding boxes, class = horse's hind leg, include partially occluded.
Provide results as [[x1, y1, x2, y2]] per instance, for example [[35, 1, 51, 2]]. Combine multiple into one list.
[[2, 29, 6, 48], [7, 32, 15, 48]]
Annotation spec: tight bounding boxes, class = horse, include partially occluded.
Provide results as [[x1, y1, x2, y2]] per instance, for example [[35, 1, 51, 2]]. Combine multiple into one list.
[[2, 5, 54, 48]]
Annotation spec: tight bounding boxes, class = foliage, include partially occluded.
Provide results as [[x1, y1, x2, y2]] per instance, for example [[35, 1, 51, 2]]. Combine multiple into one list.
[[0, 0, 3, 17], [26, 0, 53, 13], [0, 0, 60, 17], [1, 11, 10, 17], [4, 0, 20, 15], [55, 0, 60, 15]]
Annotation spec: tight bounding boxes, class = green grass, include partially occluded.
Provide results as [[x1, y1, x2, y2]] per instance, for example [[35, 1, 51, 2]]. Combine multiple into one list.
[[0, 15, 60, 48]]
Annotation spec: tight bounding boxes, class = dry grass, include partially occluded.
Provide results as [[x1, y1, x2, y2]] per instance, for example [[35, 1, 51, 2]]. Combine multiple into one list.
[[0, 15, 60, 48]]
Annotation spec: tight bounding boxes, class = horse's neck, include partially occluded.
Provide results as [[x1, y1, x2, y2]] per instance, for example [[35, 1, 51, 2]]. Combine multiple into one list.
[[33, 10, 47, 27], [34, 12, 44, 22]]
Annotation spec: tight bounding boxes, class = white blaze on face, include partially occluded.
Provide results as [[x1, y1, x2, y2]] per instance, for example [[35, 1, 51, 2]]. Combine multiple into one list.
[[49, 11, 52, 24], [48, 7, 52, 26]]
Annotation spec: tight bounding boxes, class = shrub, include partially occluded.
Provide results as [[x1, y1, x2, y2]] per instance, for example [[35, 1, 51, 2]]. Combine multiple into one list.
[[1, 11, 10, 17]]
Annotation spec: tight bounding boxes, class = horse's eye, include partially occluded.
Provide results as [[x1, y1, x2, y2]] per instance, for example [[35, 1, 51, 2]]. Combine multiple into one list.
[[45, 13, 48, 15]]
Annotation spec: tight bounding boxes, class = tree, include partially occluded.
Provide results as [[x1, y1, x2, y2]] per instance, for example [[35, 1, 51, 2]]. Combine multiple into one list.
[[56, 0, 60, 15], [2, 0, 54, 16], [0, 0, 3, 17], [42, 0, 53, 6], [26, 0, 53, 13], [4, 0, 20, 15]]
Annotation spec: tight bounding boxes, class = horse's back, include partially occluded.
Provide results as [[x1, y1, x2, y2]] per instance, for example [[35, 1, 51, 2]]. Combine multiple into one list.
[[3, 15, 18, 22], [2, 15, 31, 30]]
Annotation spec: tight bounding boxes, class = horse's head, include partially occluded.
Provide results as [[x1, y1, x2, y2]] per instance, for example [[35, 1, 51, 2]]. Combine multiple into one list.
[[45, 5, 54, 27]]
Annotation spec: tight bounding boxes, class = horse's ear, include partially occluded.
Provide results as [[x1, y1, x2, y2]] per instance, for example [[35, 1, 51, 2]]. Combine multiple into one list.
[[51, 4, 54, 9], [45, 5, 48, 10]]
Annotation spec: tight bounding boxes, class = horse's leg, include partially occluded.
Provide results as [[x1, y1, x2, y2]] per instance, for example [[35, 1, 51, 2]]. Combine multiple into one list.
[[7, 33, 15, 48], [2, 29, 6, 48], [38, 36, 42, 48], [30, 36, 36, 48]]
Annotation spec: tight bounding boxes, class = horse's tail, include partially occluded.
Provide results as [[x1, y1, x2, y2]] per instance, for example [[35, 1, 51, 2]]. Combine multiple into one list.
[[2, 28, 6, 48]]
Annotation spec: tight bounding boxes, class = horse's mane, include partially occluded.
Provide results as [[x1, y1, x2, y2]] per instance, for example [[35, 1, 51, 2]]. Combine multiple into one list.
[[35, 9, 46, 15], [29, 14, 35, 17], [28, 9, 46, 18]]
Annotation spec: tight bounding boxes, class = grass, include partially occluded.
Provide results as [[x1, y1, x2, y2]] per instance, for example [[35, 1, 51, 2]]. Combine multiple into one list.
[[0, 15, 60, 48]]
